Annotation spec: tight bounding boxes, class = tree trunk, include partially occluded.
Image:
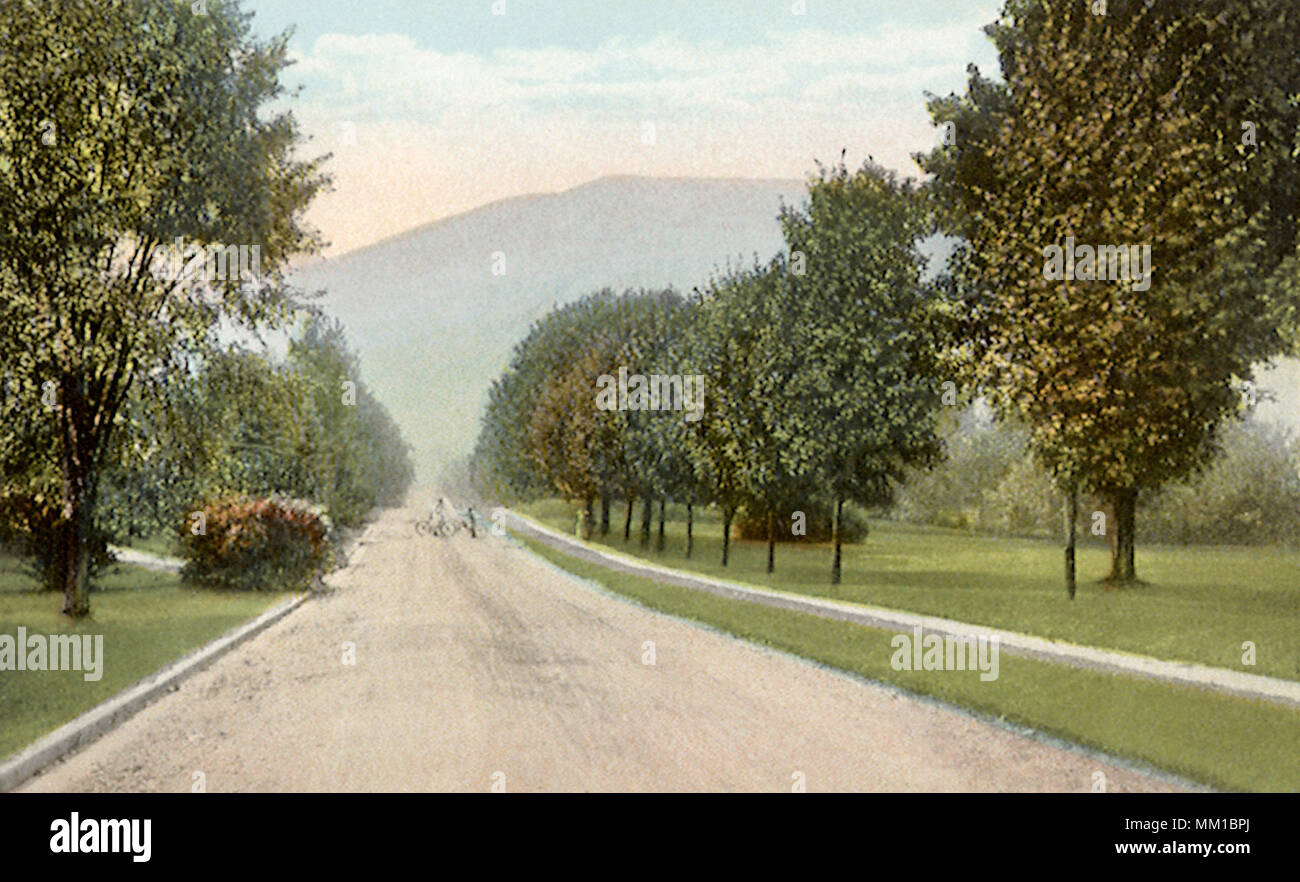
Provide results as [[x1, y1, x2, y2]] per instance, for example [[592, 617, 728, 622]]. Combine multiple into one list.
[[1104, 487, 1137, 584], [766, 509, 776, 574], [57, 479, 92, 618], [583, 496, 595, 540], [721, 506, 732, 567], [640, 497, 652, 547], [656, 499, 666, 552], [599, 493, 610, 535], [831, 497, 843, 586], [685, 501, 694, 558], [623, 496, 634, 541], [1064, 488, 1077, 599], [57, 381, 100, 620]]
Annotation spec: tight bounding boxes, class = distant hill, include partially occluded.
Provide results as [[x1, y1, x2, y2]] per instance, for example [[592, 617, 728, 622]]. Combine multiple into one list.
[[291, 175, 808, 479], [293, 174, 1300, 483]]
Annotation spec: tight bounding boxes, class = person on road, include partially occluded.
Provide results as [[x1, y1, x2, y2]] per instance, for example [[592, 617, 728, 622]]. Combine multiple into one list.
[[431, 496, 453, 530]]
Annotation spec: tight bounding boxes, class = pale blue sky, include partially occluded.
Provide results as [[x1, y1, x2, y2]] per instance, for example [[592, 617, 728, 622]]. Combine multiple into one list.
[[247, 1, 1000, 54], [244, 0, 1003, 253]]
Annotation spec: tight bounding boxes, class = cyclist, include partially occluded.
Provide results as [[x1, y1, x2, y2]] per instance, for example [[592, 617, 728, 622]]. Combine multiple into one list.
[[431, 496, 453, 530]]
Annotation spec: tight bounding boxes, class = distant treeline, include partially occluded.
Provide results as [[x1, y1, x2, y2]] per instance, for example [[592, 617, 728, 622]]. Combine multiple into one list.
[[895, 410, 1300, 548]]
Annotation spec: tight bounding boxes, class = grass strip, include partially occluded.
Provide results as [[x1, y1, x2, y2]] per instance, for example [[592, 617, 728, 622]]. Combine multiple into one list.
[[0, 553, 292, 760], [521, 500, 1300, 682], [519, 532, 1300, 792]]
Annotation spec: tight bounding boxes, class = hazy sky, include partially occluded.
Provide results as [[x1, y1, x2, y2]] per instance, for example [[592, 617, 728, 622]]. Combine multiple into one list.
[[245, 0, 1003, 255]]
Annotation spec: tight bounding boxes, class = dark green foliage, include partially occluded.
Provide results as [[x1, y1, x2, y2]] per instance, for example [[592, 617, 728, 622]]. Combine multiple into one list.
[[735, 503, 870, 544], [475, 162, 949, 582]]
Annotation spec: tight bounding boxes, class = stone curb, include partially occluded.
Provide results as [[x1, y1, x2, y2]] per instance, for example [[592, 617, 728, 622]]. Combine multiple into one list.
[[0, 516, 380, 792], [0, 592, 309, 792], [504, 510, 1300, 709]]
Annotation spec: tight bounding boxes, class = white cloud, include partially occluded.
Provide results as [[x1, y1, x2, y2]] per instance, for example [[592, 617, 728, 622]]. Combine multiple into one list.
[[282, 17, 997, 254], [288, 16, 993, 121]]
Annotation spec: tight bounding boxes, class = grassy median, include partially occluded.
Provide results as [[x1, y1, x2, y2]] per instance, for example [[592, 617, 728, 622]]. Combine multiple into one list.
[[517, 532, 1300, 792], [0, 551, 293, 761], [522, 499, 1300, 682]]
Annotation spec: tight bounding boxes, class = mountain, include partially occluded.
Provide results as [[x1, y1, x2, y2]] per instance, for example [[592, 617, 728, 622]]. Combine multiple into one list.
[[291, 176, 808, 479]]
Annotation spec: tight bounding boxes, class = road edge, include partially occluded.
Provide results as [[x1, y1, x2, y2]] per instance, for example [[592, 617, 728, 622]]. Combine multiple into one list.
[[509, 527, 1214, 793], [0, 516, 378, 792], [0, 591, 310, 793], [503, 510, 1300, 708]]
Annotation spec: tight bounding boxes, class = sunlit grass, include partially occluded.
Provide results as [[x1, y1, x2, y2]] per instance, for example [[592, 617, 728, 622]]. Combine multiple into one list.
[[0, 552, 291, 761], [519, 533, 1300, 792], [521, 499, 1300, 681]]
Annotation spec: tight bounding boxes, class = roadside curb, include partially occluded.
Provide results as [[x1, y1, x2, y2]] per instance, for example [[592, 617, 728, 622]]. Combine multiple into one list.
[[1, 514, 386, 791], [0, 591, 310, 792], [504, 510, 1300, 710]]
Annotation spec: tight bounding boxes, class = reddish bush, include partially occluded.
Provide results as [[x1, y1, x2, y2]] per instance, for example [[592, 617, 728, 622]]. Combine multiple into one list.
[[179, 495, 331, 591]]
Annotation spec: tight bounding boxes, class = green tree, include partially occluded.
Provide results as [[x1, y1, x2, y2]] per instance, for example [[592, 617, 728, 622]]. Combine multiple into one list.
[[685, 261, 815, 571], [477, 293, 620, 504], [285, 316, 412, 525], [0, 0, 327, 616], [779, 160, 946, 584], [96, 352, 233, 546], [196, 318, 413, 528], [917, 0, 1300, 584], [476, 287, 687, 543], [615, 291, 694, 551]]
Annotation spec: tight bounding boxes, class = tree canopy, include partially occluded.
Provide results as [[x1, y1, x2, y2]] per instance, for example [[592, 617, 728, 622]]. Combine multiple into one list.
[[0, 0, 332, 614], [916, 0, 1300, 582]]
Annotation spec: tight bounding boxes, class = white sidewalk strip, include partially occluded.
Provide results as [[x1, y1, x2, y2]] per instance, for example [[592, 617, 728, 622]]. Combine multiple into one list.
[[505, 510, 1300, 709], [108, 545, 184, 574]]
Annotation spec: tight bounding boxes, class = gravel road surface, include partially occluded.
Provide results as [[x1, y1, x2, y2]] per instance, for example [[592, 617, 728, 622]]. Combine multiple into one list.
[[20, 504, 1179, 792]]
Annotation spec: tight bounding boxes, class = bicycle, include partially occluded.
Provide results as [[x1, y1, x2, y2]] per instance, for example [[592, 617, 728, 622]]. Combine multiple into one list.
[[414, 513, 470, 538], [414, 512, 456, 536]]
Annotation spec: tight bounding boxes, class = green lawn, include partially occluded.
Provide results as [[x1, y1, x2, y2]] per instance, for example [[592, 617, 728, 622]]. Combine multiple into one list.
[[0, 551, 293, 761], [521, 500, 1300, 681], [518, 533, 1300, 792]]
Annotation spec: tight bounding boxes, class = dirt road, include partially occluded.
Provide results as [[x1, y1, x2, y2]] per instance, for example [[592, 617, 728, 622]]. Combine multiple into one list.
[[21, 504, 1179, 792]]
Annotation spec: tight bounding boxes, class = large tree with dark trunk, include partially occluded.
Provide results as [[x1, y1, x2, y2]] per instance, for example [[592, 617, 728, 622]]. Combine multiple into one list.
[[0, 0, 327, 616], [917, 0, 1300, 584]]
